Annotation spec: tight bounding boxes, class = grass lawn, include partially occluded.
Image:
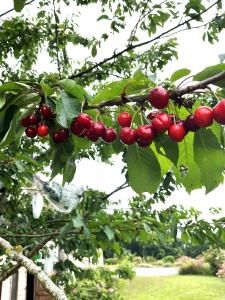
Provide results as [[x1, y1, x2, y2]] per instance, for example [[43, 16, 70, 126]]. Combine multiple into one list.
[[119, 275, 225, 300]]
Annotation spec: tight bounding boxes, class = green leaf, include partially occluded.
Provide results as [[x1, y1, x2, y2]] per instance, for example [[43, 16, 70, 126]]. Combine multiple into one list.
[[72, 215, 85, 228], [0, 82, 28, 92], [127, 145, 161, 194], [63, 157, 76, 185], [194, 128, 225, 193], [58, 80, 88, 100], [91, 44, 97, 57], [56, 91, 81, 127], [181, 231, 189, 243], [40, 80, 53, 97], [154, 134, 179, 166], [97, 14, 110, 21], [13, 0, 27, 12], [193, 64, 225, 88], [104, 225, 114, 240], [170, 68, 191, 82], [0, 94, 6, 109]]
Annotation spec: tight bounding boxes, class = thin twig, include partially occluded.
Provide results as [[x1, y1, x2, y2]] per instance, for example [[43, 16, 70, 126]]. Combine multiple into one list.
[[0, 0, 36, 18], [52, 0, 62, 79]]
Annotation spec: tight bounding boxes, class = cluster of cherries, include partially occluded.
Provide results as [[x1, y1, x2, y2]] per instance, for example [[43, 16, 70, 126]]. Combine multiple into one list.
[[21, 86, 225, 147]]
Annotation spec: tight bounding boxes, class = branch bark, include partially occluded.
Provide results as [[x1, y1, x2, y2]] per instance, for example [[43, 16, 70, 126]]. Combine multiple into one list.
[[0, 237, 68, 300], [69, 0, 220, 79], [83, 71, 225, 111]]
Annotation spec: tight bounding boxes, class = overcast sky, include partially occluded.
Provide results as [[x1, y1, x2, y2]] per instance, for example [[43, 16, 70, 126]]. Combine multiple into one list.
[[1, 1, 225, 219]]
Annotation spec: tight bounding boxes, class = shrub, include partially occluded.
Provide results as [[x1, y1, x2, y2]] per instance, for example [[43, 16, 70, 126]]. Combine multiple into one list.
[[203, 247, 225, 275], [115, 264, 136, 280], [216, 263, 225, 278], [179, 257, 212, 276], [176, 256, 192, 266], [144, 256, 156, 264], [105, 257, 118, 265], [132, 256, 142, 265], [163, 255, 175, 263]]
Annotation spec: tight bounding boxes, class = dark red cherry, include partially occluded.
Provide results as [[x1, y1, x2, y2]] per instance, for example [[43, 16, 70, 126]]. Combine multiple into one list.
[[151, 113, 171, 133], [25, 126, 37, 138], [103, 128, 117, 143], [40, 105, 52, 118], [135, 125, 155, 142], [70, 121, 85, 136], [52, 129, 69, 143], [27, 114, 38, 126], [136, 139, 152, 147], [118, 112, 132, 127], [213, 99, 225, 125], [147, 111, 159, 121], [183, 115, 200, 132], [119, 127, 136, 145], [21, 115, 30, 127], [76, 113, 92, 129], [149, 87, 169, 109], [37, 124, 49, 137], [91, 121, 106, 137], [86, 128, 99, 142], [168, 124, 186, 142]]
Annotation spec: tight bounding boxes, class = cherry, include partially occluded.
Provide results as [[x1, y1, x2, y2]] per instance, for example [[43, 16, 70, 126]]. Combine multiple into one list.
[[40, 105, 52, 118], [70, 121, 85, 136], [136, 139, 152, 148], [118, 112, 132, 127], [27, 114, 38, 126], [103, 128, 117, 143], [21, 115, 30, 127], [149, 86, 169, 109], [25, 126, 37, 138], [213, 99, 225, 125], [90, 121, 106, 137], [86, 128, 99, 142], [52, 129, 69, 143], [151, 112, 171, 133], [135, 125, 155, 142], [37, 124, 49, 137], [76, 113, 92, 129], [183, 115, 199, 132], [147, 111, 159, 120], [119, 127, 136, 145], [168, 124, 186, 142], [193, 106, 213, 128]]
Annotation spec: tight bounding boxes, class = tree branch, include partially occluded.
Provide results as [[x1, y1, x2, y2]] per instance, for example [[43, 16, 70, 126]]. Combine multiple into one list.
[[0, 237, 68, 300], [69, 0, 220, 79], [83, 71, 225, 111], [0, 0, 36, 18], [52, 0, 62, 79], [0, 235, 53, 283]]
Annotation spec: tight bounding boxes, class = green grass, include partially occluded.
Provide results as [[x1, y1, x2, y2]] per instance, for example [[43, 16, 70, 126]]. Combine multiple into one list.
[[119, 275, 225, 300]]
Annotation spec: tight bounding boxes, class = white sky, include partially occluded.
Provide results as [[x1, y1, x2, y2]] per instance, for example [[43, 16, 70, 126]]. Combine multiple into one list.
[[1, 1, 225, 219]]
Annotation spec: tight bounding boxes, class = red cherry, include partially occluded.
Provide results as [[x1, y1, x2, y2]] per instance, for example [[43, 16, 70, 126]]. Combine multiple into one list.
[[118, 112, 132, 127], [86, 128, 99, 142], [136, 139, 152, 147], [70, 121, 85, 136], [25, 126, 37, 138], [183, 115, 199, 132], [76, 113, 92, 129], [37, 124, 49, 137], [40, 105, 52, 118], [78, 129, 88, 137], [52, 129, 69, 143], [151, 113, 171, 133], [27, 114, 38, 126], [213, 99, 225, 125], [91, 121, 106, 137], [168, 124, 186, 142], [119, 127, 136, 145], [193, 106, 213, 128], [103, 128, 117, 143], [21, 115, 30, 127], [135, 125, 155, 142], [149, 87, 169, 109], [147, 111, 159, 120]]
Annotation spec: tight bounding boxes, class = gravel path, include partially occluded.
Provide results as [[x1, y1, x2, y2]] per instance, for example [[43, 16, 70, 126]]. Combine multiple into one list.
[[134, 267, 179, 276]]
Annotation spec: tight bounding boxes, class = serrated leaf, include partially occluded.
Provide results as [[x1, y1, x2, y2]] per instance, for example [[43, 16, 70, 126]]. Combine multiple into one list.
[[14, 0, 27, 12], [193, 64, 225, 88], [194, 128, 225, 193], [127, 145, 161, 194], [72, 215, 84, 228], [58, 80, 87, 100], [56, 91, 81, 127], [104, 225, 114, 240], [170, 68, 191, 82]]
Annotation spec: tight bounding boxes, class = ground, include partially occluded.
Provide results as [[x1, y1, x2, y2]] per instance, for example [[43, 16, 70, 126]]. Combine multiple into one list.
[[119, 275, 225, 300]]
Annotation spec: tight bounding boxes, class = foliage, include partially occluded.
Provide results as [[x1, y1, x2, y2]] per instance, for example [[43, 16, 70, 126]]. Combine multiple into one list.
[[104, 258, 118, 265], [216, 263, 225, 279], [131, 256, 142, 265], [115, 264, 136, 280], [179, 256, 212, 276], [163, 255, 175, 264], [203, 247, 225, 275]]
